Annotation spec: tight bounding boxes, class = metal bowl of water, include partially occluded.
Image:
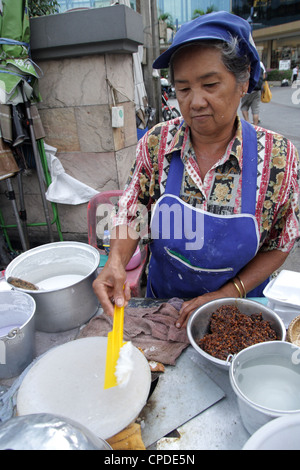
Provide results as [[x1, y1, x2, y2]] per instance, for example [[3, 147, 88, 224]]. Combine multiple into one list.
[[5, 242, 100, 333], [230, 341, 300, 435]]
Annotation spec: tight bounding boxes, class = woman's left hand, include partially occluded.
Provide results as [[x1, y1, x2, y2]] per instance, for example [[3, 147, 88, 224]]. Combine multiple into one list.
[[176, 294, 218, 329], [175, 282, 238, 329], [175, 249, 290, 329]]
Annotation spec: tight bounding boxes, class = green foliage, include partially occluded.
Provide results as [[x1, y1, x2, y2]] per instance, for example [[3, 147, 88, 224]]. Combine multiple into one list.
[[28, 0, 59, 17], [192, 5, 217, 19], [266, 69, 292, 81], [158, 12, 175, 30]]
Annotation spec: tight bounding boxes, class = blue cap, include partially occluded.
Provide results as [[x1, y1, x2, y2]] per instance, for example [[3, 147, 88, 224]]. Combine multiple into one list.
[[153, 11, 260, 93]]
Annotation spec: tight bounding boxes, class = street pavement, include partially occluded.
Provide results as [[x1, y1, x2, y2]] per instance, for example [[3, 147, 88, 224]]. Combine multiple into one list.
[[259, 85, 300, 273], [169, 85, 300, 272], [246, 85, 300, 272], [253, 84, 300, 154]]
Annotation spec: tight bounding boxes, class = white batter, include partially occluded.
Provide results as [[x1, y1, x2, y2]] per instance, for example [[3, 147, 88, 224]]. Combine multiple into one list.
[[17, 337, 151, 439]]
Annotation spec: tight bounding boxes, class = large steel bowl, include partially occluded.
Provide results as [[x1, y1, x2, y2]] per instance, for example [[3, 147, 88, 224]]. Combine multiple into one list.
[[187, 298, 286, 370], [5, 242, 100, 333]]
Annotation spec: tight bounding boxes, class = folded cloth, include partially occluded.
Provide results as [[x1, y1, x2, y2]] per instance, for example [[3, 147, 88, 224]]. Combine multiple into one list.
[[78, 298, 189, 365], [107, 422, 145, 450]]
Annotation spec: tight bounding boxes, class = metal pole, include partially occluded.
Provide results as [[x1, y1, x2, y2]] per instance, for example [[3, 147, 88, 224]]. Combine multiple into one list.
[[5, 178, 28, 251], [16, 171, 30, 249], [0, 234, 11, 268], [21, 84, 54, 242]]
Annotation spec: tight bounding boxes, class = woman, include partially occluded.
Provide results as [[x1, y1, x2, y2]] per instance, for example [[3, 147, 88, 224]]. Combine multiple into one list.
[[93, 12, 299, 328]]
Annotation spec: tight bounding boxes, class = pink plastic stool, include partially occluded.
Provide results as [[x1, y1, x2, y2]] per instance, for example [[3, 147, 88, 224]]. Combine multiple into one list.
[[87, 190, 147, 297]]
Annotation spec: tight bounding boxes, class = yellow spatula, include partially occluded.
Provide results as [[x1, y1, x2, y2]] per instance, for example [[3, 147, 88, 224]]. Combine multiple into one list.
[[104, 304, 125, 389]]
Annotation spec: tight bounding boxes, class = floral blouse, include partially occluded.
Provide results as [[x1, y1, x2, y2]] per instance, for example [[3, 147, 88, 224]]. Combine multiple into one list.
[[113, 116, 300, 253]]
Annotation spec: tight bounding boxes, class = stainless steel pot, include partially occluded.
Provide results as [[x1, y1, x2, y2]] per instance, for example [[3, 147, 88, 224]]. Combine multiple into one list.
[[0, 291, 36, 379], [229, 341, 300, 435], [5, 242, 100, 333]]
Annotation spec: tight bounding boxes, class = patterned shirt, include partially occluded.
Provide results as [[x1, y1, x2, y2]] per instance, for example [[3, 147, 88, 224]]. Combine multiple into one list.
[[113, 116, 300, 253]]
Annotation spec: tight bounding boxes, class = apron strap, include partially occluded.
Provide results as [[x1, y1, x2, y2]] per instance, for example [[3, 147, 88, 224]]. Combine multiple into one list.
[[166, 120, 258, 215], [241, 120, 258, 216], [165, 149, 183, 195]]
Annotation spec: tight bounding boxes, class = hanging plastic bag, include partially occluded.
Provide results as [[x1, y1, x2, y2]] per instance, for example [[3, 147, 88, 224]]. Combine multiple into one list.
[[44, 144, 99, 205], [261, 81, 272, 103]]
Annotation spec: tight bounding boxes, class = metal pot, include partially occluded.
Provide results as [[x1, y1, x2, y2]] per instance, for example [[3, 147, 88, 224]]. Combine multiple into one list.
[[230, 341, 300, 435], [5, 242, 100, 333], [0, 291, 36, 379]]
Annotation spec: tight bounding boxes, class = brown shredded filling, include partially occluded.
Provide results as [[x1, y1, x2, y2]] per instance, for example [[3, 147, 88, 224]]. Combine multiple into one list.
[[196, 304, 278, 361]]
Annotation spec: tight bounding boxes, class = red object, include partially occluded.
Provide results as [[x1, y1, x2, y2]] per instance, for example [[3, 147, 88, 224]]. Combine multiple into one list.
[[87, 191, 147, 297]]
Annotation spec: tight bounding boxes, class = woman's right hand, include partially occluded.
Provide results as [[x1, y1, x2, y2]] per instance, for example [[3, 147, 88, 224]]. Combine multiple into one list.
[[93, 225, 140, 316], [93, 260, 131, 317]]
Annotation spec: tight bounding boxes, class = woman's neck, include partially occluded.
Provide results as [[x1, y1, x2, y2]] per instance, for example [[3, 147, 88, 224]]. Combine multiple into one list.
[[190, 122, 237, 180]]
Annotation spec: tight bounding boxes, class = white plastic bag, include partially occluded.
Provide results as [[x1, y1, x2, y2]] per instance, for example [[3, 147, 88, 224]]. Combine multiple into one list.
[[44, 144, 98, 205]]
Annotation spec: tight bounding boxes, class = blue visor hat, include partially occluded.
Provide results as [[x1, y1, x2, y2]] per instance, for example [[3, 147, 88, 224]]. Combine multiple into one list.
[[153, 11, 260, 93]]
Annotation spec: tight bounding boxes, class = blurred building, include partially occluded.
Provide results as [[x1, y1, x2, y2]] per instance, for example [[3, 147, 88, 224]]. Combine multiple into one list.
[[157, 0, 299, 70], [157, 0, 231, 26], [58, 0, 136, 11], [232, 0, 300, 70], [57, 0, 299, 70]]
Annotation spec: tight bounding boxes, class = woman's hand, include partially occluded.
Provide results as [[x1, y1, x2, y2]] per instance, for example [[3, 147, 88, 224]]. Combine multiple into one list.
[[175, 249, 290, 329], [176, 282, 237, 329], [92, 225, 139, 317], [92, 261, 131, 317]]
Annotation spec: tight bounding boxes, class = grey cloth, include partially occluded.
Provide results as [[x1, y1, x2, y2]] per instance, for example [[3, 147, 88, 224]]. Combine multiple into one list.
[[79, 298, 190, 365]]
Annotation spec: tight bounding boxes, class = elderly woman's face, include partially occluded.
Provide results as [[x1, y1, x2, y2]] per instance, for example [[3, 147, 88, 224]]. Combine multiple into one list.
[[173, 45, 248, 139]]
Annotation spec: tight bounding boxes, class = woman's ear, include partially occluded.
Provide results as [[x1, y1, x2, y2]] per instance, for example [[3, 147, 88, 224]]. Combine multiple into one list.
[[241, 84, 248, 97], [241, 65, 251, 96]]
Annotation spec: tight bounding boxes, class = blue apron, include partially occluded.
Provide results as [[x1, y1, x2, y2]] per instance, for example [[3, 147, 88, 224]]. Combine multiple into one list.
[[146, 120, 268, 299]]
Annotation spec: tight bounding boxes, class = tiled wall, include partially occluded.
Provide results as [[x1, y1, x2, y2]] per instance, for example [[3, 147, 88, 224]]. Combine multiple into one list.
[[0, 52, 138, 245]]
